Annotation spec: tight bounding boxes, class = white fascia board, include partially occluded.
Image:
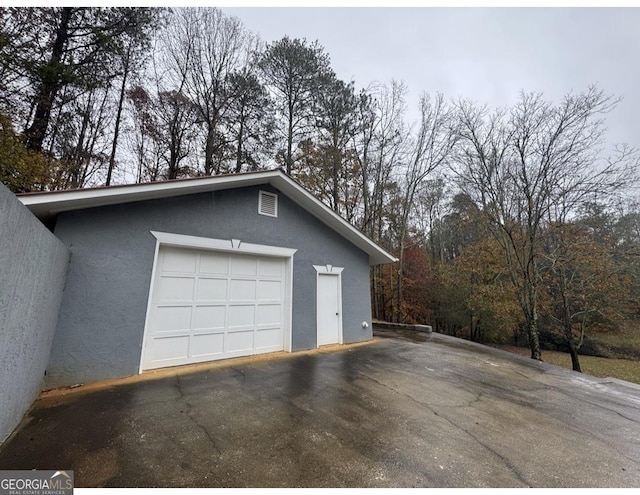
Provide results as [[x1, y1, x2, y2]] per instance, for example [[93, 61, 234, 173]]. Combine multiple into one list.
[[271, 175, 397, 266], [18, 171, 283, 221], [151, 231, 298, 258]]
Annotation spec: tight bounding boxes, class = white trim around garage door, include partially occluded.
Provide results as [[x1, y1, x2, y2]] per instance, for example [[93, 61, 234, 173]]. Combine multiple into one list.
[[138, 231, 297, 373]]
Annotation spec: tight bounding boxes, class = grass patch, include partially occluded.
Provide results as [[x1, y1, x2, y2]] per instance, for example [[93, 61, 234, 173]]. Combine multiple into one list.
[[591, 332, 640, 351], [498, 345, 640, 386], [589, 320, 640, 354]]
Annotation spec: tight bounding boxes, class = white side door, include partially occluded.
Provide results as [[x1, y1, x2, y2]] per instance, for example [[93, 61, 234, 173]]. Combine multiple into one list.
[[315, 266, 343, 346]]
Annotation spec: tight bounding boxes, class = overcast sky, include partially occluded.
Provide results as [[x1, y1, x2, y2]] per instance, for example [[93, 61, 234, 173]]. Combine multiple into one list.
[[222, 7, 640, 151]]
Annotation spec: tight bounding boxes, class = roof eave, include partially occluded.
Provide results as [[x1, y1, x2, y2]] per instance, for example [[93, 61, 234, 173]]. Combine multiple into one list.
[[18, 172, 281, 223], [18, 169, 397, 266], [269, 174, 397, 265]]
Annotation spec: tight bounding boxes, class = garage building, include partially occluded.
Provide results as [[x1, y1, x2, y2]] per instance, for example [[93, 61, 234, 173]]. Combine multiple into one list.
[[19, 169, 396, 388]]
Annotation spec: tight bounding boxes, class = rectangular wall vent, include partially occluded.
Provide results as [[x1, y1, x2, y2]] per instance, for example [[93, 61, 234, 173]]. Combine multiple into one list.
[[258, 190, 278, 218]]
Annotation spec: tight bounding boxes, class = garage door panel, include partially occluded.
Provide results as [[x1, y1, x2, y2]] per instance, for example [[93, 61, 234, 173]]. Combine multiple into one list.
[[162, 248, 197, 273], [255, 328, 282, 349], [257, 304, 282, 326], [226, 329, 255, 352], [190, 332, 225, 357], [152, 306, 192, 332], [231, 256, 257, 276], [157, 276, 195, 301], [199, 252, 229, 275], [257, 280, 282, 300], [196, 278, 227, 301], [228, 304, 255, 328], [143, 246, 287, 371], [193, 305, 226, 330], [229, 279, 256, 300], [151, 335, 190, 362], [259, 258, 283, 277]]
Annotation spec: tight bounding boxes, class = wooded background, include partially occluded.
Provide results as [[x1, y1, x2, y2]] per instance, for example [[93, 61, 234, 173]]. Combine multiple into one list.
[[1, 7, 639, 370]]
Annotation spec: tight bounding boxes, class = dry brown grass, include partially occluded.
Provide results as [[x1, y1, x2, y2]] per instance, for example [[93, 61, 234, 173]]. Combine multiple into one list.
[[498, 345, 640, 385]]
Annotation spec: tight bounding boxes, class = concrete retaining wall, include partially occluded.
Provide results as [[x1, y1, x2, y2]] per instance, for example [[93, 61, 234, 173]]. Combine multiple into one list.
[[373, 321, 433, 333], [373, 322, 433, 343], [0, 182, 69, 444]]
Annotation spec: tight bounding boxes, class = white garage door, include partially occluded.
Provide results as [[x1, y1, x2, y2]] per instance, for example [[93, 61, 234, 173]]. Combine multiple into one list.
[[142, 245, 286, 370]]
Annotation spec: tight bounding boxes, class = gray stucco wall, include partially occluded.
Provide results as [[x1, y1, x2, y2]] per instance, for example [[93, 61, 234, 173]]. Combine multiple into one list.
[[47, 184, 372, 387], [0, 183, 69, 444]]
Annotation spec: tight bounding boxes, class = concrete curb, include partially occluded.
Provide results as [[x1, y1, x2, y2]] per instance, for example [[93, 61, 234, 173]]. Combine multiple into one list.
[[373, 321, 433, 333], [373, 322, 433, 343], [37, 339, 380, 401]]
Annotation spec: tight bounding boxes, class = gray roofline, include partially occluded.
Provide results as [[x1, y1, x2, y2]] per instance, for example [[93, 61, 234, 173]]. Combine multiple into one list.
[[17, 169, 397, 265]]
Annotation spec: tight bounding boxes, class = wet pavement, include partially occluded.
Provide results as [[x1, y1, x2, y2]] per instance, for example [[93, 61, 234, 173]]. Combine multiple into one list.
[[0, 333, 639, 488]]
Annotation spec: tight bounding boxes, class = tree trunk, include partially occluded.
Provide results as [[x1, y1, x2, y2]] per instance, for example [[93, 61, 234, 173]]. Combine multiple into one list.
[[82, 87, 109, 187], [568, 339, 582, 372], [46, 86, 69, 156], [361, 151, 370, 235], [107, 50, 130, 186], [562, 297, 582, 372], [168, 132, 178, 179], [285, 103, 294, 175], [528, 310, 542, 360], [371, 266, 380, 321], [332, 147, 339, 213], [395, 236, 405, 324], [396, 262, 403, 324], [395, 186, 414, 324], [516, 282, 542, 361], [558, 268, 582, 372], [235, 116, 244, 174], [204, 125, 216, 175], [470, 313, 480, 342], [65, 89, 96, 189], [26, 7, 72, 151]]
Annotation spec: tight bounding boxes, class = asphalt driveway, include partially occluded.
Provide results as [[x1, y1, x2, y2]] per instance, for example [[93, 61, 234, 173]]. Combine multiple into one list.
[[1, 333, 639, 488]]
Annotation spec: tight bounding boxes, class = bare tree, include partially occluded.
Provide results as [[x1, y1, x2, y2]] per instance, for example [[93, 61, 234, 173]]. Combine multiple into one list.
[[393, 92, 457, 322], [160, 8, 256, 175], [353, 88, 377, 232], [351, 81, 408, 320], [454, 86, 636, 360], [56, 85, 112, 188], [127, 84, 164, 182], [127, 82, 199, 182], [544, 219, 632, 372], [105, 8, 161, 185], [156, 89, 199, 180], [355, 81, 408, 241]]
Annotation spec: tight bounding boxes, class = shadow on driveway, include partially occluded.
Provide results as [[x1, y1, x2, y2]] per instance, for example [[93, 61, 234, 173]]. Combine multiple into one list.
[[1, 334, 639, 487]]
